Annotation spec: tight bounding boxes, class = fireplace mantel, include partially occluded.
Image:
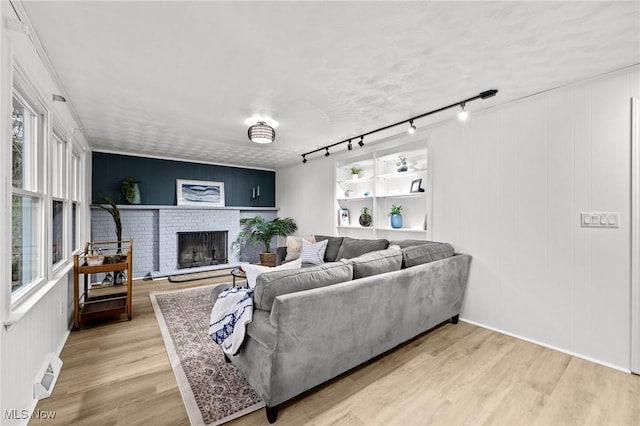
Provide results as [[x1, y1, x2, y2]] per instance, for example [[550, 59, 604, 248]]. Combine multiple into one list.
[[90, 206, 278, 278]]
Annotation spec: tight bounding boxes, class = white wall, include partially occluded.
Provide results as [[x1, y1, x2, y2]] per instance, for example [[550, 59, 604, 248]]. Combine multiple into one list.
[[276, 67, 639, 371], [276, 155, 335, 237]]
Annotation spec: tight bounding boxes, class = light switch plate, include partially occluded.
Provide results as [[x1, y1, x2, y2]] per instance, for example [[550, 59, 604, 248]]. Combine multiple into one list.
[[581, 212, 620, 228]]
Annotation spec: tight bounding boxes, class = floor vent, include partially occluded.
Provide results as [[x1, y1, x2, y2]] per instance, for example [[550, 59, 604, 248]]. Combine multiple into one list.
[[34, 353, 63, 400]]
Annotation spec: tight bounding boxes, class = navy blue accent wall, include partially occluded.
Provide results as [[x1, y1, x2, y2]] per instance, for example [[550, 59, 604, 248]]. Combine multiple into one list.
[[92, 152, 275, 207]]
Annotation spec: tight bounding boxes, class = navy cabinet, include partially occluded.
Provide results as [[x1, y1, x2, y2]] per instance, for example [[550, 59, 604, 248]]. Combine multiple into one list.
[[92, 153, 275, 207]]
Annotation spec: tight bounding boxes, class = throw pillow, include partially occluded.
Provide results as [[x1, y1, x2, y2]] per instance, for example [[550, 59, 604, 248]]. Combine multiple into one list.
[[242, 258, 302, 288], [300, 239, 328, 265], [283, 235, 316, 263], [314, 235, 344, 262], [336, 237, 389, 260]]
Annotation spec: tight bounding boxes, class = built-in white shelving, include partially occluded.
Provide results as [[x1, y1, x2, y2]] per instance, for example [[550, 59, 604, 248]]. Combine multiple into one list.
[[334, 141, 431, 239]]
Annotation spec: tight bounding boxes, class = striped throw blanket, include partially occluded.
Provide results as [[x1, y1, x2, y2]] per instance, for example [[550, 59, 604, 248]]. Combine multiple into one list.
[[209, 286, 254, 355]]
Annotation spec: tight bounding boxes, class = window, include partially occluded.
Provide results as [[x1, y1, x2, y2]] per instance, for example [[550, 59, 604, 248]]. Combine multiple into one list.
[[12, 92, 44, 294], [51, 133, 67, 266], [71, 150, 82, 251]]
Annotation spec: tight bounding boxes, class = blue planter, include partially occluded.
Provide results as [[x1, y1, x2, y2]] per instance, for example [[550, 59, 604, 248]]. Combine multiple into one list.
[[390, 214, 403, 229]]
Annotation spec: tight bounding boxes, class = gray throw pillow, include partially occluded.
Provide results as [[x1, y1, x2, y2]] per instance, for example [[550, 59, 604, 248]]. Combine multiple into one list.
[[401, 243, 454, 268], [348, 249, 402, 279], [314, 235, 344, 262], [336, 237, 389, 260]]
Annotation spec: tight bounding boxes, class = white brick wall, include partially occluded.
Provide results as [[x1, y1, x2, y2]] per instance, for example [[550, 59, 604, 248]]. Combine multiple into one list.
[[91, 207, 243, 278]]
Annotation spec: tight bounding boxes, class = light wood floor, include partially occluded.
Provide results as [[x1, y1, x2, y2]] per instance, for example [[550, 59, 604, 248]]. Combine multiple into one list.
[[31, 275, 639, 426]]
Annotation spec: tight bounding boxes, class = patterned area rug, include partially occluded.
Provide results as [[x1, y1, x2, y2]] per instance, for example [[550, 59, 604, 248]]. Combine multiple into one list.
[[150, 284, 264, 425]]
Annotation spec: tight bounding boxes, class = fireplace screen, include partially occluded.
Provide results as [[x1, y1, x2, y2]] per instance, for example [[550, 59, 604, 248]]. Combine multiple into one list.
[[177, 231, 228, 269]]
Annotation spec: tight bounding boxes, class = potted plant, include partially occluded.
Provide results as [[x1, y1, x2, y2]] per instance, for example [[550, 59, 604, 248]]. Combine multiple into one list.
[[236, 216, 298, 267], [351, 166, 362, 180], [389, 204, 403, 229], [396, 156, 408, 172], [121, 177, 141, 204], [359, 207, 372, 227], [94, 195, 123, 253]]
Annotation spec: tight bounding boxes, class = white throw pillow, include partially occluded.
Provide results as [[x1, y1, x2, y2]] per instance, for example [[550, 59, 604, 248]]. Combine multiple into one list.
[[300, 239, 328, 265], [284, 235, 316, 263], [242, 258, 302, 288]]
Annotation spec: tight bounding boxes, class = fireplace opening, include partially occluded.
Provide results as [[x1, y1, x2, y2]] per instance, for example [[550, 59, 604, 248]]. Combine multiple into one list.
[[177, 231, 228, 269]]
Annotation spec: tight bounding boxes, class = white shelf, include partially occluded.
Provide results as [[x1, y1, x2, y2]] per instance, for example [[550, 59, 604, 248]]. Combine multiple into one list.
[[337, 177, 375, 184], [376, 170, 425, 180], [376, 192, 426, 199], [336, 225, 375, 230], [376, 227, 428, 234], [337, 196, 375, 201]]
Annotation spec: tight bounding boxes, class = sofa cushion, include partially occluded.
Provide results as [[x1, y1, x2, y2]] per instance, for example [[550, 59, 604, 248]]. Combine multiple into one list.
[[389, 239, 434, 249], [254, 261, 353, 311], [314, 235, 344, 262], [348, 248, 402, 279], [401, 242, 454, 268], [336, 237, 389, 260]]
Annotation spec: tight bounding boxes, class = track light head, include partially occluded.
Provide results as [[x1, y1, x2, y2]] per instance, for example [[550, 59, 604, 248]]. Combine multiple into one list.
[[358, 137, 364, 147], [407, 120, 416, 134], [347, 140, 352, 151], [458, 103, 469, 121], [479, 89, 498, 99], [302, 156, 307, 164], [325, 148, 330, 157]]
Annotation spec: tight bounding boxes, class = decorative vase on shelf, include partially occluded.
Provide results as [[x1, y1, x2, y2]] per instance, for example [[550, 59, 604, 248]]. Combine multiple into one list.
[[115, 271, 126, 286], [359, 207, 372, 227], [389, 204, 403, 229], [350, 166, 362, 180], [396, 156, 408, 172]]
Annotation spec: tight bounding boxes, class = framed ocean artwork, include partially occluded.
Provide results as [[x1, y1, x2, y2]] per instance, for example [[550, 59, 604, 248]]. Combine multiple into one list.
[[176, 179, 225, 207]]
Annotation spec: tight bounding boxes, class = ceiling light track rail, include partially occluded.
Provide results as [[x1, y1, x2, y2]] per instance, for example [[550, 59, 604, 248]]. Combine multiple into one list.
[[301, 89, 497, 163]]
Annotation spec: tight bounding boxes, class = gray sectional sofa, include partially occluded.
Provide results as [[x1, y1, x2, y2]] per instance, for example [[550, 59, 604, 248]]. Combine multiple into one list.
[[217, 236, 472, 423]]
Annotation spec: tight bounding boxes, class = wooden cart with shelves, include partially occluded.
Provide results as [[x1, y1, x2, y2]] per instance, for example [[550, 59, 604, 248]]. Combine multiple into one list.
[[73, 240, 133, 330]]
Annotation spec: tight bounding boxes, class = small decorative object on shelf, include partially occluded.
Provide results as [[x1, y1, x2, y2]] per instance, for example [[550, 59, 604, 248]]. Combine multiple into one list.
[[351, 166, 362, 180], [389, 204, 403, 229], [121, 177, 141, 204], [410, 178, 424, 193], [359, 207, 372, 227], [344, 189, 354, 197], [339, 209, 350, 226], [396, 156, 408, 172]]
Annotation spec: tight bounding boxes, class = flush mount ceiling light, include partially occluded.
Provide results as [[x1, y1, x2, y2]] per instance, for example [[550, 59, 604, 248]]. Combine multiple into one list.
[[245, 116, 278, 144], [300, 89, 498, 163], [247, 121, 276, 144]]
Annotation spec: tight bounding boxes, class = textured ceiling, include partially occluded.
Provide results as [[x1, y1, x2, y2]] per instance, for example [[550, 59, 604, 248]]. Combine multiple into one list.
[[20, 1, 640, 170]]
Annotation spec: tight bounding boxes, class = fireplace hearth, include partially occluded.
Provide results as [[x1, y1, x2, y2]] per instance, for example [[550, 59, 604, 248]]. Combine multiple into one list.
[[177, 231, 228, 269]]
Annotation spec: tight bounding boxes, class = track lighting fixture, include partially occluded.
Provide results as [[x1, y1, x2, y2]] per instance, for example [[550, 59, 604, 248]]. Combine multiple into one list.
[[52, 94, 66, 103], [300, 89, 498, 163], [458, 103, 469, 121], [407, 120, 416, 134]]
